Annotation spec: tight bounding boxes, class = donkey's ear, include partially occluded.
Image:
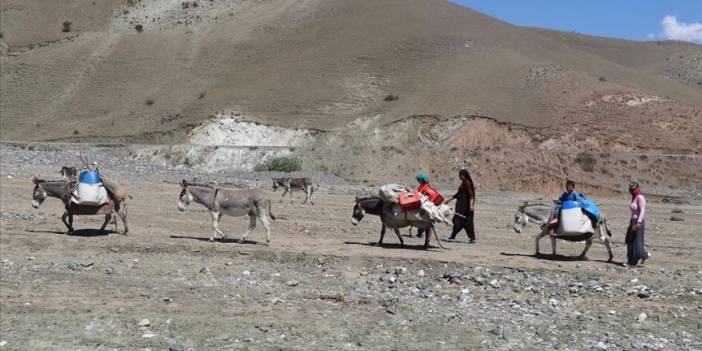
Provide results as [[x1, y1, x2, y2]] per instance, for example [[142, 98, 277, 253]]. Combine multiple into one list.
[[32, 175, 38, 184], [181, 179, 188, 187]]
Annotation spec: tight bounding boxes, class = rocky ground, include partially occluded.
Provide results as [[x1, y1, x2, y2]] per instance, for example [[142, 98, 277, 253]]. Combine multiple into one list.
[[1, 143, 701, 350]]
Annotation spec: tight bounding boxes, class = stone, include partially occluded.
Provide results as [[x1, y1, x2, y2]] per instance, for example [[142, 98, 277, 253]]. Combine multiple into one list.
[[138, 319, 151, 327], [593, 341, 609, 350], [637, 313, 647, 322], [286, 280, 301, 287]]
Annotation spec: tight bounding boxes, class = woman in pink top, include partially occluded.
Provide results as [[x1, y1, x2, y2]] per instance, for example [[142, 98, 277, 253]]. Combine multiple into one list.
[[625, 182, 649, 266]]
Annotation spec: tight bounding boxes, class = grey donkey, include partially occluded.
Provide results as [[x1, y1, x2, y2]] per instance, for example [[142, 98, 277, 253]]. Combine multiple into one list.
[[177, 180, 276, 245], [513, 201, 613, 261], [271, 177, 315, 204]]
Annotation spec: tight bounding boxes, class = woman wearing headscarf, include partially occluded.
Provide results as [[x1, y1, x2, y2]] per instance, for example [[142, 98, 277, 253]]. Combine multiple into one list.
[[625, 181, 649, 266], [442, 169, 476, 244]]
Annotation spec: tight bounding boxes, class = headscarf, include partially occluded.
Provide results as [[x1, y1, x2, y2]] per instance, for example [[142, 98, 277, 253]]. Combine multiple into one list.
[[629, 181, 641, 201], [415, 171, 430, 184]]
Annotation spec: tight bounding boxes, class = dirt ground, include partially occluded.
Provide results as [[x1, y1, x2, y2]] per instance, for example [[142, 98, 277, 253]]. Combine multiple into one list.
[[1, 172, 701, 350]]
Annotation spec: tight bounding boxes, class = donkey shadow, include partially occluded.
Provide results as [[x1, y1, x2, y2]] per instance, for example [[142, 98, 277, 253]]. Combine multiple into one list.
[[169, 235, 261, 246], [26, 228, 113, 237], [344, 241, 440, 251], [500, 252, 621, 265]]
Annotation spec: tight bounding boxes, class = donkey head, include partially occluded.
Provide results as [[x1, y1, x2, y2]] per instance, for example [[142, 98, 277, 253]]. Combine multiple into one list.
[[177, 180, 193, 212], [31, 176, 47, 209], [351, 197, 366, 225]]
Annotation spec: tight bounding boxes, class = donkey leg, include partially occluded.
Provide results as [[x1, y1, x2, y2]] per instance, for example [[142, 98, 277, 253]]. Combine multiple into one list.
[[240, 213, 257, 244], [100, 214, 112, 233], [61, 211, 72, 234], [259, 210, 272, 246], [551, 236, 557, 256], [68, 213, 74, 234], [303, 189, 310, 204], [119, 202, 129, 235], [423, 226, 432, 249], [209, 211, 224, 242], [378, 224, 387, 246], [535, 229, 547, 255], [602, 236, 614, 262], [579, 239, 593, 259], [393, 228, 404, 246]]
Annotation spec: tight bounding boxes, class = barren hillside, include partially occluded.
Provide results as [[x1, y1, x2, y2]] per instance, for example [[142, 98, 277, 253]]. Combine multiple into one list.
[[1, 0, 701, 194]]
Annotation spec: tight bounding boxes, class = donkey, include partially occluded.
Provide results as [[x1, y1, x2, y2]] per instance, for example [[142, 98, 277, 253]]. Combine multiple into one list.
[[513, 201, 613, 261], [351, 196, 444, 249], [271, 177, 315, 204], [177, 180, 276, 245], [31, 177, 129, 234]]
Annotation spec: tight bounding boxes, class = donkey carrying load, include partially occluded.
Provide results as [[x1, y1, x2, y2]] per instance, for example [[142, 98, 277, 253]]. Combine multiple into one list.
[[31, 177, 129, 234], [271, 177, 315, 204], [177, 180, 276, 245], [513, 201, 613, 261], [351, 196, 446, 250]]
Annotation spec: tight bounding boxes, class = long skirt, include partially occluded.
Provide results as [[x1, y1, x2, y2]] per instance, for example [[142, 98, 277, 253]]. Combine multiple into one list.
[[625, 219, 647, 265]]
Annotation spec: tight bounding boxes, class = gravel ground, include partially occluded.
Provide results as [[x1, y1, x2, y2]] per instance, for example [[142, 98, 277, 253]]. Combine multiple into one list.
[[1, 142, 701, 350]]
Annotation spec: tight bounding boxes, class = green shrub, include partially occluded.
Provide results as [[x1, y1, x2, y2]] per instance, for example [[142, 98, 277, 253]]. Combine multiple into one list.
[[255, 157, 302, 172]]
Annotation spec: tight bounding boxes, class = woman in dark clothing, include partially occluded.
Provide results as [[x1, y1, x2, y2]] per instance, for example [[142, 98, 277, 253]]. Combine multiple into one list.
[[442, 169, 476, 244], [625, 181, 649, 267]]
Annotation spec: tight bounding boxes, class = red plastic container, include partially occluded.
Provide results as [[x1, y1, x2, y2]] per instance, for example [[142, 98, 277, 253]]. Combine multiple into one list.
[[398, 191, 422, 211], [418, 184, 444, 206]]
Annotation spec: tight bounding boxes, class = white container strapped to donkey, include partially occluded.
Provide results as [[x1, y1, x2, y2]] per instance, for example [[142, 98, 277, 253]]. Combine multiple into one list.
[[71, 170, 108, 206], [558, 201, 594, 235]]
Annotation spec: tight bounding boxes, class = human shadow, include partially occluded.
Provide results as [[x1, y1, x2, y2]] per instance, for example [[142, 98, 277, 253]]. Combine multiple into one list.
[[169, 234, 261, 245]]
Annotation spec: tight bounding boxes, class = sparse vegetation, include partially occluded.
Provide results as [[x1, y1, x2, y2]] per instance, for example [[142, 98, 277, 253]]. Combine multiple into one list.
[[384, 94, 399, 101], [62, 21, 72, 33], [598, 76, 606, 82], [254, 156, 302, 172], [146, 99, 155, 106], [73, 130, 80, 135], [575, 152, 597, 172], [198, 92, 205, 99], [135, 24, 144, 33]]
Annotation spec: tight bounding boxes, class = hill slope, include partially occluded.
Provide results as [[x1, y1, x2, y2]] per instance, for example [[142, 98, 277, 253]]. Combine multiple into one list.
[[1, 0, 700, 142]]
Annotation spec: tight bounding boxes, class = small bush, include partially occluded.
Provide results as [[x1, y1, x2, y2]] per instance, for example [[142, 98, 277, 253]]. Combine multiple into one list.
[[146, 99, 155, 105], [198, 92, 205, 99], [598, 76, 607, 82], [135, 24, 144, 33], [384, 94, 399, 101], [255, 157, 302, 172], [62, 21, 72, 33], [73, 130, 80, 135], [575, 152, 597, 172]]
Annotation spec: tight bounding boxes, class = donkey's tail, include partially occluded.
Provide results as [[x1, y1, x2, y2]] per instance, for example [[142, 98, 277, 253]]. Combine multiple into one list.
[[268, 200, 276, 220]]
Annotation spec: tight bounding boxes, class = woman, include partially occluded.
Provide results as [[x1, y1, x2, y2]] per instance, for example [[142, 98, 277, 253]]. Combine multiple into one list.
[[442, 169, 476, 244], [625, 182, 649, 266]]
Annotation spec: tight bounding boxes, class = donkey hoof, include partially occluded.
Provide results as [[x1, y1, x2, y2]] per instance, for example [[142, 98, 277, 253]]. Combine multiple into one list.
[[579, 255, 589, 261], [209, 237, 215, 242]]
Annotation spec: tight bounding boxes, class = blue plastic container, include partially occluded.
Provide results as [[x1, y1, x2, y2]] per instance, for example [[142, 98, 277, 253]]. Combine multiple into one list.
[[79, 171, 101, 184], [561, 200, 580, 210]]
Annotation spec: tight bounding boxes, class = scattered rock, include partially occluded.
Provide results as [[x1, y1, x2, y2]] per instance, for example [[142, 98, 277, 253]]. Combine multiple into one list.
[[138, 319, 151, 327], [66, 262, 79, 271], [286, 280, 301, 287], [417, 269, 425, 277], [669, 216, 684, 221], [637, 313, 647, 322]]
